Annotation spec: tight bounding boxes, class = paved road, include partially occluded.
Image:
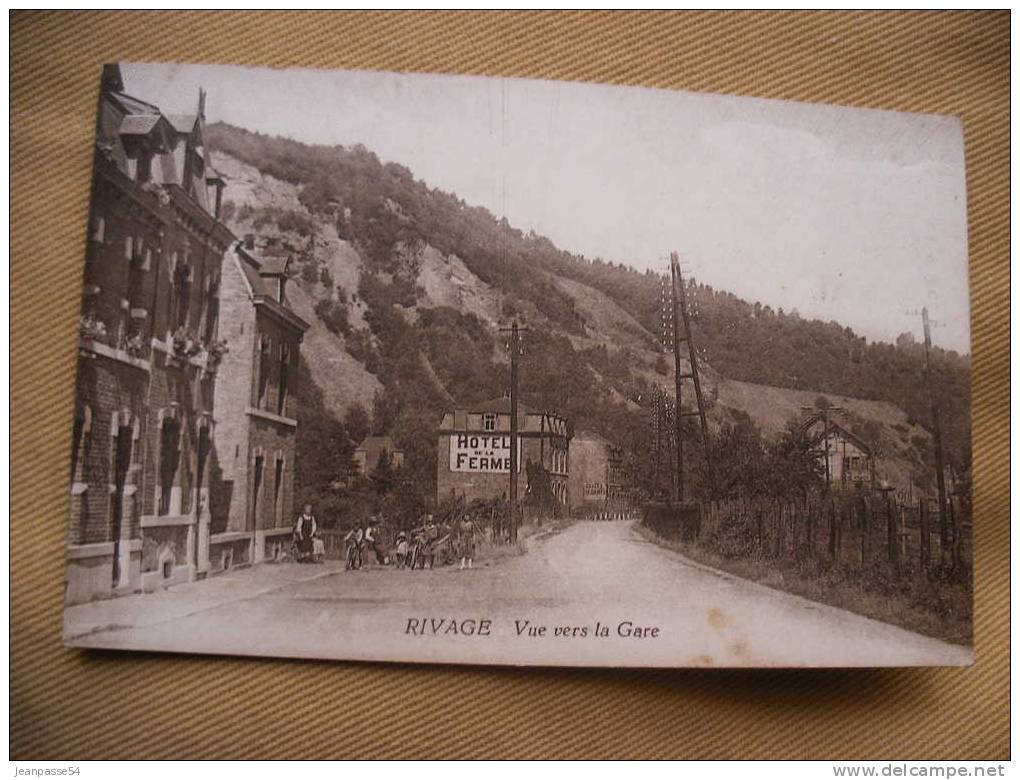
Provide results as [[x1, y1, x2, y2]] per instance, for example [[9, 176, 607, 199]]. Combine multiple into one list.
[[67, 520, 972, 667]]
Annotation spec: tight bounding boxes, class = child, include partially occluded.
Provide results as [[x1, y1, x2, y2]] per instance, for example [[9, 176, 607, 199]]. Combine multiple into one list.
[[395, 531, 408, 569], [459, 516, 476, 570]]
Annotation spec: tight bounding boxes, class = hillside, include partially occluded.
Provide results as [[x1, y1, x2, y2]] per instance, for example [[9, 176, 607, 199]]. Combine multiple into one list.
[[205, 123, 970, 512]]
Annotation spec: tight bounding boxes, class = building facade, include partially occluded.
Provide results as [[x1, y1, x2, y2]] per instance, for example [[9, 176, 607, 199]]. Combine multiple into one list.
[[436, 398, 571, 507], [68, 65, 235, 604], [209, 239, 309, 570], [567, 431, 631, 511]]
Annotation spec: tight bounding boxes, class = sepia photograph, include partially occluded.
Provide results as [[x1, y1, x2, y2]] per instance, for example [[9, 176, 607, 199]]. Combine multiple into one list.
[[62, 61, 973, 668]]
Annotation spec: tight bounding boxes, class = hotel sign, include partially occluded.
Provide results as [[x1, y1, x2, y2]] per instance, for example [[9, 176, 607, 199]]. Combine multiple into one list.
[[450, 434, 522, 473]]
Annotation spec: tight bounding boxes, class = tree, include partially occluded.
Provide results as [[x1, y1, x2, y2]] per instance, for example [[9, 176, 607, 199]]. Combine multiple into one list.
[[371, 450, 395, 496]]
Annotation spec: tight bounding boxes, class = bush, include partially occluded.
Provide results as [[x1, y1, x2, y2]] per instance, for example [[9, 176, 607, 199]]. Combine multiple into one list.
[[705, 512, 758, 559], [314, 299, 350, 337], [300, 261, 320, 284]]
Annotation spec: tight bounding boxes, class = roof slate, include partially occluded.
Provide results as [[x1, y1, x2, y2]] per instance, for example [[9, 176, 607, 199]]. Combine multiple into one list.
[[119, 114, 163, 136], [167, 113, 198, 133]]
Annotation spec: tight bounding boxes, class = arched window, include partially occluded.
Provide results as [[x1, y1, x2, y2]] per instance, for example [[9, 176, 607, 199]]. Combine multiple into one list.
[[158, 414, 182, 515], [70, 405, 92, 486]]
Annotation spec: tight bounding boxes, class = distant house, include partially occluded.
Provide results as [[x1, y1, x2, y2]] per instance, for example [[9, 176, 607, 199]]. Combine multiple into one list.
[[353, 436, 404, 476], [802, 413, 874, 488], [568, 431, 631, 510]]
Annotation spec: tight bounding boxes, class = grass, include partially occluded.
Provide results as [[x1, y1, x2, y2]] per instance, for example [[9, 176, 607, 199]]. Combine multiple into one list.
[[636, 523, 973, 646]]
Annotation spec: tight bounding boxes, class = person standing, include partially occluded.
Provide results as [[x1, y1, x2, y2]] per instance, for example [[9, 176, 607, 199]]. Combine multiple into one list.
[[344, 523, 364, 570], [459, 515, 477, 570], [365, 519, 385, 565], [293, 504, 317, 564]]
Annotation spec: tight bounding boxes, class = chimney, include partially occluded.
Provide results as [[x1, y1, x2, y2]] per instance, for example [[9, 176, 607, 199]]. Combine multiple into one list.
[[244, 234, 255, 251], [198, 87, 207, 119]]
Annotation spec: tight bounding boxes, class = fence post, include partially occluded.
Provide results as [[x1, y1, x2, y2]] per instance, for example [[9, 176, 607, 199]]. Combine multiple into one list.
[[806, 496, 814, 557], [775, 501, 783, 558], [919, 498, 929, 570], [827, 500, 837, 561], [886, 495, 898, 566], [949, 496, 962, 571], [859, 497, 869, 568]]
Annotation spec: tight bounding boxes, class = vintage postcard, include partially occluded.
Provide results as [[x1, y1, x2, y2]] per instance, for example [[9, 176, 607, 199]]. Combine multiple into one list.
[[63, 62, 972, 667]]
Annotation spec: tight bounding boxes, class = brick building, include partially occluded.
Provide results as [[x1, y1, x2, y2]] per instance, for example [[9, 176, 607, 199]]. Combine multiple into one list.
[[436, 398, 571, 507], [209, 238, 309, 569], [68, 65, 235, 603]]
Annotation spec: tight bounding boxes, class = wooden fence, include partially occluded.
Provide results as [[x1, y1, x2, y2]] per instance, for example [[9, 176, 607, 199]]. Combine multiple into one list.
[[649, 490, 971, 577]]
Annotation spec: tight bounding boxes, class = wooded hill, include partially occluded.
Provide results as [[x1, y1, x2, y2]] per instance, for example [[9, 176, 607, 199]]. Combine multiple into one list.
[[205, 122, 971, 520]]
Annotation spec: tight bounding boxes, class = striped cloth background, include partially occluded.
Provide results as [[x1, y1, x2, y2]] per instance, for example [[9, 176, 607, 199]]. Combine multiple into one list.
[[10, 11, 1009, 759]]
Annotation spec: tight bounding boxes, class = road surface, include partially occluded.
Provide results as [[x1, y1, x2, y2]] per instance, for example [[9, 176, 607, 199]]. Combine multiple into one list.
[[66, 520, 972, 667]]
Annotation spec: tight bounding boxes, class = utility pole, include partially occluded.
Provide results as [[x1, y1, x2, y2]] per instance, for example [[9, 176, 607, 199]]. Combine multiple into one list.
[[670, 258, 686, 503], [501, 321, 526, 543], [665, 252, 716, 503], [673, 253, 715, 496], [921, 306, 950, 560]]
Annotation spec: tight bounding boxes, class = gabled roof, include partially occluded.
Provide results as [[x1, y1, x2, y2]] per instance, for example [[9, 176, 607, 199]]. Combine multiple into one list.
[[802, 414, 873, 455], [167, 113, 198, 134], [119, 114, 163, 136], [258, 256, 289, 276], [468, 396, 533, 415], [108, 90, 162, 116]]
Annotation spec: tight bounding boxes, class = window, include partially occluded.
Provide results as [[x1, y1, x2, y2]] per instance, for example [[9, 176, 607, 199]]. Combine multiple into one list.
[[482, 413, 497, 432], [203, 278, 219, 343], [257, 336, 271, 408], [273, 458, 284, 525], [124, 236, 133, 260], [70, 405, 92, 485], [180, 433, 193, 516], [172, 263, 192, 331], [277, 345, 290, 416], [158, 417, 181, 515], [251, 455, 265, 530], [91, 216, 105, 244]]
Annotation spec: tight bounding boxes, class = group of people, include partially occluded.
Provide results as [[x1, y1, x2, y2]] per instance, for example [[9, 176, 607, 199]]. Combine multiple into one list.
[[291, 504, 478, 571]]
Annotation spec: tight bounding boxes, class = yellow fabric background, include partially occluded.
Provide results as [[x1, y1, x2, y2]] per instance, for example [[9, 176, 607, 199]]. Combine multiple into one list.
[[10, 11, 1009, 759]]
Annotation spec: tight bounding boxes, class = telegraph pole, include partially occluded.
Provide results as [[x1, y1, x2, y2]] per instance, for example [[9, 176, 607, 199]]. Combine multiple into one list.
[[667, 252, 716, 503], [674, 253, 715, 496], [921, 307, 950, 559], [501, 321, 525, 543], [669, 258, 686, 503]]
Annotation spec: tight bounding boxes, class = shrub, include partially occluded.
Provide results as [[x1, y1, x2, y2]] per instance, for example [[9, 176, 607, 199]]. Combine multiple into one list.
[[705, 512, 758, 559], [314, 298, 350, 337], [300, 261, 320, 284]]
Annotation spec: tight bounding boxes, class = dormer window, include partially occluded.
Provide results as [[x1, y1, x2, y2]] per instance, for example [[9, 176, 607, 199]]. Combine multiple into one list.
[[483, 413, 497, 432]]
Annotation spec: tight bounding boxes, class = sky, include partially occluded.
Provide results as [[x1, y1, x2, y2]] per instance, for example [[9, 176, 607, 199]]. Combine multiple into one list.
[[121, 62, 971, 353]]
